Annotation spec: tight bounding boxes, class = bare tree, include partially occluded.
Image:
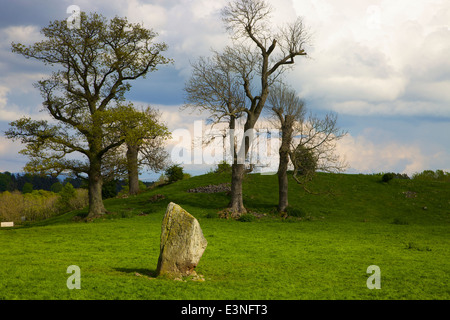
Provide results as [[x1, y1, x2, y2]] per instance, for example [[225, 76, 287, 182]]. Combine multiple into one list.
[[184, 51, 247, 125], [290, 112, 348, 187], [268, 83, 347, 212], [183, 49, 248, 184], [221, 0, 310, 216], [267, 83, 305, 212]]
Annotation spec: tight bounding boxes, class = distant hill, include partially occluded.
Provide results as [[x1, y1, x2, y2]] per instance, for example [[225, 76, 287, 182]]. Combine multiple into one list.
[[45, 171, 450, 226]]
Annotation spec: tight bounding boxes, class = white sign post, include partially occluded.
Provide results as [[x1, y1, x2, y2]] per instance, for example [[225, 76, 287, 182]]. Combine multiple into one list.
[[1, 222, 14, 227]]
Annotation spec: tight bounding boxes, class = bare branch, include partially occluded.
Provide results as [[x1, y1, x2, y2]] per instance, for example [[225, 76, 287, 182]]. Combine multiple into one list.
[[222, 0, 273, 47]]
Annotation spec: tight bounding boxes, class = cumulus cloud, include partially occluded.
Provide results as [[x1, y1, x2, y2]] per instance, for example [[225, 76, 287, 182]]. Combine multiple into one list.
[[290, 0, 450, 118], [124, 0, 168, 29], [118, 0, 231, 78], [1, 25, 41, 44], [336, 133, 424, 175], [0, 135, 27, 172], [0, 24, 44, 71], [0, 24, 52, 121], [336, 128, 450, 175], [0, 86, 28, 122], [0, 77, 50, 122]]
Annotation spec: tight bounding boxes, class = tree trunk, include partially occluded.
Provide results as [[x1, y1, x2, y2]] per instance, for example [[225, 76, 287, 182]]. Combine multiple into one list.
[[229, 163, 246, 216], [88, 157, 106, 217], [227, 116, 247, 217], [277, 152, 289, 212], [127, 143, 140, 195], [277, 115, 294, 212]]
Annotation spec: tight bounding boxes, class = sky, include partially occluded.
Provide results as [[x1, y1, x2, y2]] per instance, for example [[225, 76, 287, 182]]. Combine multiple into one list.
[[0, 0, 449, 181]]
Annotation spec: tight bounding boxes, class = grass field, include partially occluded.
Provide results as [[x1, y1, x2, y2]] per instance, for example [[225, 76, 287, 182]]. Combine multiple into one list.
[[0, 172, 449, 300]]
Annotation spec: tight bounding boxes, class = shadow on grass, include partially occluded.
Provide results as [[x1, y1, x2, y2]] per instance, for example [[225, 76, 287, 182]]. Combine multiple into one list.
[[113, 267, 158, 278]]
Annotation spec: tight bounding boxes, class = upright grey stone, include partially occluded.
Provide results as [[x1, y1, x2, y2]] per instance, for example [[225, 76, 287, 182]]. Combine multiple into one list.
[[156, 202, 207, 278]]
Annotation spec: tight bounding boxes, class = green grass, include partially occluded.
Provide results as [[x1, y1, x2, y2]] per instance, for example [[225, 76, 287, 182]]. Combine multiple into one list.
[[0, 172, 449, 300]]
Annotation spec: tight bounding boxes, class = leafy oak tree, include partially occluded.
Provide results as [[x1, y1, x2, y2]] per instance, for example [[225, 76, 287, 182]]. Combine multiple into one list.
[[103, 103, 171, 195], [6, 13, 171, 216]]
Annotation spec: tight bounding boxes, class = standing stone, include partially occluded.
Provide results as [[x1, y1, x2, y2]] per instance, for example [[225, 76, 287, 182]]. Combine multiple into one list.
[[156, 202, 207, 278]]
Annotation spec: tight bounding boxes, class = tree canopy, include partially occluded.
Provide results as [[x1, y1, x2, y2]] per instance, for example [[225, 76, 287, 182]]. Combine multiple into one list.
[[6, 12, 172, 216]]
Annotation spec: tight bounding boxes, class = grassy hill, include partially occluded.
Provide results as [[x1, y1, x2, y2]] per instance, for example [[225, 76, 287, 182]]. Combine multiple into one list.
[[0, 172, 449, 300]]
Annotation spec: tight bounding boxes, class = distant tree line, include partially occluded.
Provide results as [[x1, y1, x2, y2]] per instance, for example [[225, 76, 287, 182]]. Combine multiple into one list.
[[0, 172, 61, 193], [0, 172, 86, 193], [0, 171, 155, 200]]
